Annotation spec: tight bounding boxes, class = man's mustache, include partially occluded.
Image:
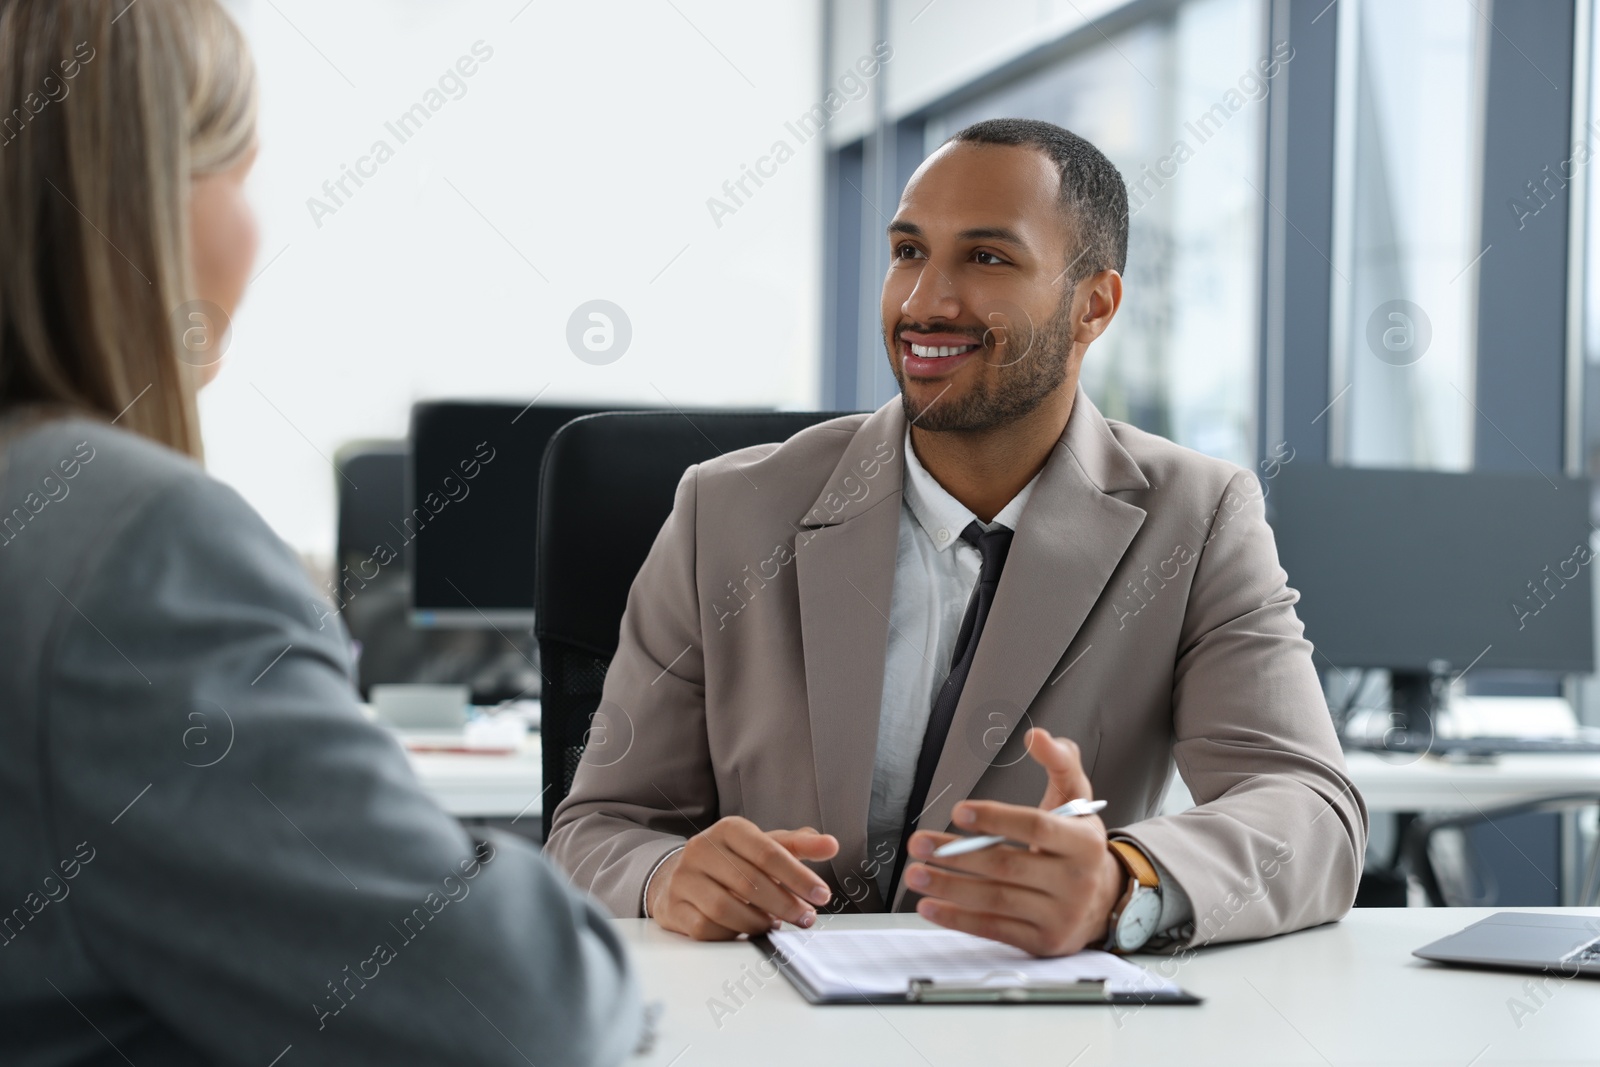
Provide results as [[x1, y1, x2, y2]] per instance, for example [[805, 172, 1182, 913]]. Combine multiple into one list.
[[892, 324, 990, 344]]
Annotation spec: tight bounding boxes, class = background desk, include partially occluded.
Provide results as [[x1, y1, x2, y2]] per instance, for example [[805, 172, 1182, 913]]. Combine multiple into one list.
[[1342, 750, 1600, 812], [623, 909, 1599, 1066], [404, 737, 1600, 826], [404, 733, 543, 822]]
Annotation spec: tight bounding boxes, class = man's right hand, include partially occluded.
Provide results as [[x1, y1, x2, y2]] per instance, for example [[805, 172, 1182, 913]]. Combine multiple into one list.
[[646, 817, 839, 940]]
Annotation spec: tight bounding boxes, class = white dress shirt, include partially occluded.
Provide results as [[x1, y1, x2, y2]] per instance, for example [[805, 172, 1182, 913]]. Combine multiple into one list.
[[866, 428, 1040, 899], [866, 428, 1193, 944]]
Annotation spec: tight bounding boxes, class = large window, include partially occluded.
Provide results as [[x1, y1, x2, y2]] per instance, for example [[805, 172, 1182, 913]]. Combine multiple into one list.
[[823, 0, 1580, 495], [1330, 0, 1484, 470], [919, 0, 1266, 466]]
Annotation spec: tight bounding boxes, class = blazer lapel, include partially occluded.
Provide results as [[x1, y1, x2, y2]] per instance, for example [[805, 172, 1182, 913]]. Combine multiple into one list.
[[794, 401, 907, 910], [890, 390, 1149, 909]]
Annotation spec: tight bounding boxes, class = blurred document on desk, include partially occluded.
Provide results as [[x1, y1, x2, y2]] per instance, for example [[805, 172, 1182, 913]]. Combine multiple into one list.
[[766, 928, 1180, 998]]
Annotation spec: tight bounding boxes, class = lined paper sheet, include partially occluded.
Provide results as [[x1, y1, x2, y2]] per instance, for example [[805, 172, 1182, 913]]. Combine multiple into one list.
[[767, 928, 1180, 998]]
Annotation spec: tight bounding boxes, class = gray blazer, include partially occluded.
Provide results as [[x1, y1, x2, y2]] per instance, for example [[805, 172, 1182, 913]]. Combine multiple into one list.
[[548, 391, 1367, 944], [0, 415, 640, 1066]]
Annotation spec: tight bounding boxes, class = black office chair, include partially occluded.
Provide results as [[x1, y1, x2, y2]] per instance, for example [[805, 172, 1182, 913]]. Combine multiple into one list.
[[1401, 793, 1600, 907], [332, 441, 425, 697], [535, 410, 853, 840], [335, 441, 408, 563]]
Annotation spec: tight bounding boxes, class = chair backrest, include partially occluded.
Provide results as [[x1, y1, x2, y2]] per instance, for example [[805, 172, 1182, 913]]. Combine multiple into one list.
[[335, 441, 408, 564], [535, 410, 855, 839], [333, 441, 413, 695], [1402, 793, 1600, 907]]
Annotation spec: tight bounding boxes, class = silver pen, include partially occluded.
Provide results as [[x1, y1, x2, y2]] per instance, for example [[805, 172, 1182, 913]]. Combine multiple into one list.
[[930, 797, 1108, 858]]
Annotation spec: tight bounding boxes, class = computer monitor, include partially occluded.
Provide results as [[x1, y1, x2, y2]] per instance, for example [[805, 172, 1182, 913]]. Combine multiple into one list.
[[408, 401, 619, 627], [1266, 465, 1594, 737]]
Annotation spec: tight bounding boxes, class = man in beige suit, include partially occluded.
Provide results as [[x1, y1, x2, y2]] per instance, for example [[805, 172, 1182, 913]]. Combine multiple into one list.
[[547, 118, 1366, 957]]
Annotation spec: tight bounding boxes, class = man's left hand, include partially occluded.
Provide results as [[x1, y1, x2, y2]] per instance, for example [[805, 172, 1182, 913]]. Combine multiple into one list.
[[904, 727, 1126, 957]]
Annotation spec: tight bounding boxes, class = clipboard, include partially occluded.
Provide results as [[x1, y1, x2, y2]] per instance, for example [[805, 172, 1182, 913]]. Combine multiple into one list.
[[753, 933, 1202, 1006]]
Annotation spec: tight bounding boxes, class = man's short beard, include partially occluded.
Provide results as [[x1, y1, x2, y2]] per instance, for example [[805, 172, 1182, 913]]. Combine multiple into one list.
[[888, 296, 1074, 433]]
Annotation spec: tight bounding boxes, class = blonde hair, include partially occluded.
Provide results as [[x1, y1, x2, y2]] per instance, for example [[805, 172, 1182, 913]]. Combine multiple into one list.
[[0, 0, 257, 458]]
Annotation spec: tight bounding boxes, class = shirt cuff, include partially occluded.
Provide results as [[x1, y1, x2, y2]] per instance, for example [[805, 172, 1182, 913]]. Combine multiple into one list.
[[1111, 835, 1193, 940], [641, 844, 687, 918]]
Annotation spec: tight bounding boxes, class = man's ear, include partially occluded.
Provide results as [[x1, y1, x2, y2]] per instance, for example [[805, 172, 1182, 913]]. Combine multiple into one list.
[[1070, 269, 1123, 347]]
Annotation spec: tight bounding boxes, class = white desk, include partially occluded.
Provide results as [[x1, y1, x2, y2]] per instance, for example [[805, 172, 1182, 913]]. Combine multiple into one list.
[[1160, 751, 1600, 818], [623, 909, 1600, 1066], [404, 734, 543, 821], [1343, 750, 1600, 813], [404, 738, 1600, 823]]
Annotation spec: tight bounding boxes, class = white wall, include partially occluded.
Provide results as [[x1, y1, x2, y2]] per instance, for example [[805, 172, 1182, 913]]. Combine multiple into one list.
[[205, 0, 825, 559]]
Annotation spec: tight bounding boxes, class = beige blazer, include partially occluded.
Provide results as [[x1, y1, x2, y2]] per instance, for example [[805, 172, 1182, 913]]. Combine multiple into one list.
[[546, 390, 1367, 946]]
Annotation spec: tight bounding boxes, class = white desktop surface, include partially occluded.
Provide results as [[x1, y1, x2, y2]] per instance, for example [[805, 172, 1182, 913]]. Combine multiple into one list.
[[404, 736, 1600, 821], [621, 908, 1600, 1067], [403, 732, 543, 821], [1345, 750, 1600, 813]]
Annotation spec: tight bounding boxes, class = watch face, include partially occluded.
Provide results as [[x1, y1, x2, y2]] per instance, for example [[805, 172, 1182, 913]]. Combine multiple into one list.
[[1115, 886, 1163, 951]]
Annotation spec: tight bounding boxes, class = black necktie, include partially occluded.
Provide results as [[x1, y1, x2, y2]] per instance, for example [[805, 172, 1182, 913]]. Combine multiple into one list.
[[891, 520, 1014, 898]]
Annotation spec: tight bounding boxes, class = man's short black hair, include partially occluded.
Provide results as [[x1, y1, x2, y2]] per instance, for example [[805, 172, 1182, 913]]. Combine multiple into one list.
[[946, 117, 1129, 284]]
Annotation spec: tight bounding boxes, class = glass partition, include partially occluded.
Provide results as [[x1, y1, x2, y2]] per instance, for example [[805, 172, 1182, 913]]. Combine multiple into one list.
[[926, 0, 1267, 467], [1330, 0, 1484, 470]]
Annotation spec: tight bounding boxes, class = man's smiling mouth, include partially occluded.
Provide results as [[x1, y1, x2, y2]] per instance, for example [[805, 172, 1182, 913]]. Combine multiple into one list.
[[898, 332, 987, 379], [907, 343, 980, 358]]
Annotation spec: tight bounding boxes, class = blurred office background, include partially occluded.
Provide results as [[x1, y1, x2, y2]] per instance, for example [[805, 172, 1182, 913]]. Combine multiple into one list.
[[214, 0, 1600, 901], [214, 0, 1598, 707]]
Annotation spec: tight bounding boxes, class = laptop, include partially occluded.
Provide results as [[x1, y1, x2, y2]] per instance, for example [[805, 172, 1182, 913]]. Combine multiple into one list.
[[1414, 913, 1600, 976]]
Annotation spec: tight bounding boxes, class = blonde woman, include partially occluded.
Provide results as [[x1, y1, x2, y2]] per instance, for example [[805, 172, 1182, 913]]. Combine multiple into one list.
[[0, 2, 640, 1063]]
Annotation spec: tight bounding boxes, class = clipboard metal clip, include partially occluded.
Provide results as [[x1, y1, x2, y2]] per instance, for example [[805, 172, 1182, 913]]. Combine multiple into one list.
[[906, 977, 1111, 1003]]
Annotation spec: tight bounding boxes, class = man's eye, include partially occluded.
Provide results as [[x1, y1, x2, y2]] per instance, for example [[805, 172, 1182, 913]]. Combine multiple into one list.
[[974, 250, 1006, 266], [895, 244, 925, 260]]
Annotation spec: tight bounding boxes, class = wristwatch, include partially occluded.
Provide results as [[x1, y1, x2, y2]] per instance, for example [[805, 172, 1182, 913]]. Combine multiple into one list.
[[1104, 839, 1163, 954]]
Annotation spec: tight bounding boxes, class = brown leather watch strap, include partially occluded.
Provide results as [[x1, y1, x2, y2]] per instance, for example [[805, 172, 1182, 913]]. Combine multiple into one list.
[[1108, 839, 1160, 889]]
